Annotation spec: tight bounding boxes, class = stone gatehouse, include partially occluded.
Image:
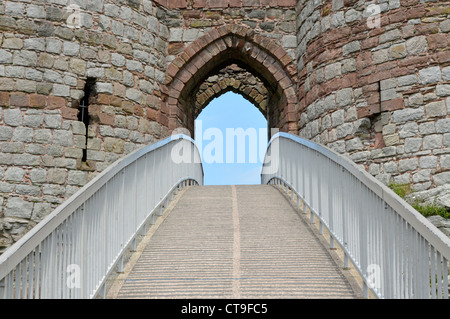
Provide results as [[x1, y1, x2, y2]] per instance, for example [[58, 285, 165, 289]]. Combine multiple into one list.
[[0, 0, 449, 252]]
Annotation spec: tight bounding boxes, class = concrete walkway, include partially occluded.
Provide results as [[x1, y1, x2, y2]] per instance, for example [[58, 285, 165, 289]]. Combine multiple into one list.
[[108, 185, 357, 299]]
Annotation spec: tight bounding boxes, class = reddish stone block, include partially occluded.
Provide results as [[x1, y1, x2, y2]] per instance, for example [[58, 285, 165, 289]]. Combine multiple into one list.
[[168, 43, 185, 56], [229, 0, 243, 6], [159, 113, 169, 127], [184, 46, 197, 60], [215, 38, 227, 52], [366, 92, 380, 105], [398, 55, 429, 68], [147, 107, 158, 121], [361, 37, 378, 50], [286, 111, 297, 122], [407, 7, 427, 19], [171, 0, 187, 8], [177, 69, 192, 84], [374, 132, 385, 149], [381, 97, 404, 112], [96, 94, 110, 105], [198, 49, 213, 64], [121, 101, 133, 114], [168, 87, 181, 99], [277, 0, 296, 6], [61, 107, 78, 120], [366, 70, 392, 84], [110, 96, 122, 108], [30, 94, 47, 108], [114, 82, 126, 98], [154, 0, 167, 7], [168, 117, 178, 131], [193, 0, 207, 8], [171, 78, 185, 94], [341, 73, 357, 87], [134, 105, 144, 117], [280, 53, 293, 67], [183, 10, 202, 19], [10, 93, 29, 107], [97, 113, 114, 126], [357, 104, 381, 119], [191, 55, 206, 70], [167, 63, 180, 79], [0, 92, 10, 107], [288, 122, 298, 134], [438, 50, 450, 63], [428, 33, 450, 50], [286, 64, 297, 77], [273, 46, 287, 61]]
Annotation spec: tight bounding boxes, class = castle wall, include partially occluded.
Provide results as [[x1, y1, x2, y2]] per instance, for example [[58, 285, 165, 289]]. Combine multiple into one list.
[[0, 0, 171, 252], [296, 0, 450, 207]]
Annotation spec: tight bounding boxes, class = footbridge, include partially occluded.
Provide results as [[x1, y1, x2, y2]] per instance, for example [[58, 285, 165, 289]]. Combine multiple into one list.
[[1, 133, 449, 299]]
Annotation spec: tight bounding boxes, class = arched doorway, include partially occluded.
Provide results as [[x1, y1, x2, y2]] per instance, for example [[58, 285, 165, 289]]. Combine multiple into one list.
[[163, 25, 299, 138]]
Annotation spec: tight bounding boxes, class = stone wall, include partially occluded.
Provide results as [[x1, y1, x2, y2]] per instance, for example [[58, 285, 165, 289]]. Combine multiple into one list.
[[158, 0, 299, 134], [295, 0, 450, 209], [0, 0, 171, 252]]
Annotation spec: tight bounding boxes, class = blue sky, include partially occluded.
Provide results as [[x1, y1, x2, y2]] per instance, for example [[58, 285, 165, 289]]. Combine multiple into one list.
[[195, 92, 268, 185]]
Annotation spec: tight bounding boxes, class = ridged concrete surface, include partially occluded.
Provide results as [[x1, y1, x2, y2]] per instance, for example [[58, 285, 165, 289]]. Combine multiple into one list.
[[112, 185, 357, 299]]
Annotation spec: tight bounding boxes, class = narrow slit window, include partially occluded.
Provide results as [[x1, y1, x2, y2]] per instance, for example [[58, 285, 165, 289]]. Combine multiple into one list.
[[78, 78, 96, 162]]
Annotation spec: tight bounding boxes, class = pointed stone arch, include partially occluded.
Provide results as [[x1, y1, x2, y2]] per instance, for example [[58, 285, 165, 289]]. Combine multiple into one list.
[[162, 24, 299, 136], [194, 64, 269, 118]]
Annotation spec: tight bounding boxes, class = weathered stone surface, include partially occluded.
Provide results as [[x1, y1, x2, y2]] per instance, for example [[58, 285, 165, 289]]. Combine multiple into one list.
[[419, 67, 441, 85], [5, 198, 33, 219], [406, 36, 428, 55], [433, 172, 450, 186], [392, 107, 424, 123]]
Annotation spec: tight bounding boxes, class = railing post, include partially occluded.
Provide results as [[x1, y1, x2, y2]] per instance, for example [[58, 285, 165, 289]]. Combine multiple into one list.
[[359, 180, 369, 298], [317, 152, 323, 235], [150, 212, 155, 225], [0, 278, 5, 299], [340, 166, 349, 269], [328, 159, 334, 249], [131, 238, 137, 252], [99, 283, 106, 299], [117, 256, 124, 273]]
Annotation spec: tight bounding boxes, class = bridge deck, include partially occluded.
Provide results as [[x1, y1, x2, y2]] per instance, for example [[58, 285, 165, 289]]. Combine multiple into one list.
[[107, 185, 358, 299]]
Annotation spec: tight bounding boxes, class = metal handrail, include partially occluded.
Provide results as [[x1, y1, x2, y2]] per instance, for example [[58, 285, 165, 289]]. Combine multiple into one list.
[[0, 134, 203, 299], [262, 132, 450, 299]]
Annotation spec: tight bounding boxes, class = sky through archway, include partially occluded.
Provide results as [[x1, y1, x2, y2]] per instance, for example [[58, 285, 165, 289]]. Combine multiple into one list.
[[195, 92, 268, 185]]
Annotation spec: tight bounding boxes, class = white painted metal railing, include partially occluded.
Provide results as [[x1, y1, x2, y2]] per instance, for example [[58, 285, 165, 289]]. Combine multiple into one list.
[[0, 134, 203, 299], [262, 132, 450, 299]]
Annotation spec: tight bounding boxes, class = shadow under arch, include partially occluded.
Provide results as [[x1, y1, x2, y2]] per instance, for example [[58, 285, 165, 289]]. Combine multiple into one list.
[[163, 24, 299, 138]]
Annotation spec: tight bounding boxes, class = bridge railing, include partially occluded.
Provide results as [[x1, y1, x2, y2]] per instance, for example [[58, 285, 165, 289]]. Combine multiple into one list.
[[262, 132, 450, 299], [0, 134, 203, 299]]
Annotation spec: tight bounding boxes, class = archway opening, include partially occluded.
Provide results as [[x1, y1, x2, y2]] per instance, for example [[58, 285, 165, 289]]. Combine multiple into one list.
[[195, 92, 268, 185], [165, 26, 299, 139]]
